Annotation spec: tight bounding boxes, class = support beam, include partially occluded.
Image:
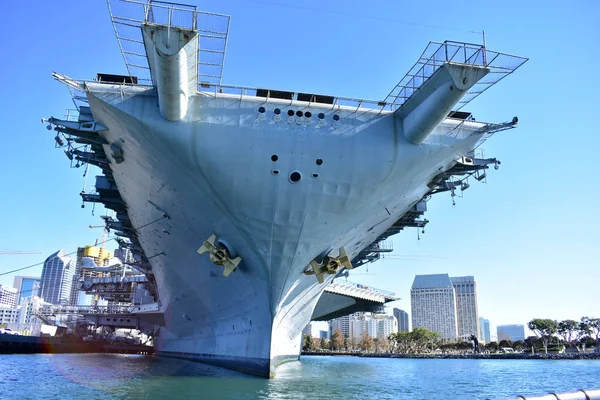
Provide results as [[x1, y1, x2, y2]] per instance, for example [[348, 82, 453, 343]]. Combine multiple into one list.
[[142, 24, 199, 121], [396, 63, 489, 144]]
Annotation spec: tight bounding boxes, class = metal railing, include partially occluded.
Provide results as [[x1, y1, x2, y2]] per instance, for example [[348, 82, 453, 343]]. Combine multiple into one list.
[[198, 82, 396, 113], [332, 280, 396, 298], [107, 0, 230, 86], [47, 305, 133, 315], [384, 41, 528, 111], [488, 388, 600, 400]]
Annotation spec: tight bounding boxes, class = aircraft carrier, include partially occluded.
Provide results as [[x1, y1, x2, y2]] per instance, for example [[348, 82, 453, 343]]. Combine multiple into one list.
[[43, 0, 527, 377]]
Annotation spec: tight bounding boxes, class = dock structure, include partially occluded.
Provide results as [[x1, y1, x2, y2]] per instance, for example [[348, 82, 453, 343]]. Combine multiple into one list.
[[0, 333, 153, 355]]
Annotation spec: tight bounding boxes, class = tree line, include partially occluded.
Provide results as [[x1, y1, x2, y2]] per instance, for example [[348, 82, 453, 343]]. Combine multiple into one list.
[[303, 329, 392, 352], [527, 317, 600, 354], [302, 316, 600, 355]]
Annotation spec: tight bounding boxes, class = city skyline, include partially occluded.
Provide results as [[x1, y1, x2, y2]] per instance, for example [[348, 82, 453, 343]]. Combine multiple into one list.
[[1, 0, 599, 329]]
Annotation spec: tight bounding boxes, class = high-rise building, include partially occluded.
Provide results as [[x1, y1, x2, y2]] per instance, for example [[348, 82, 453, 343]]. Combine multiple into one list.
[[497, 324, 525, 342], [39, 250, 75, 305], [411, 274, 458, 339], [12, 276, 41, 305], [451, 276, 480, 339], [0, 285, 18, 308], [330, 315, 350, 337], [370, 314, 397, 339], [479, 317, 491, 343], [393, 308, 410, 332]]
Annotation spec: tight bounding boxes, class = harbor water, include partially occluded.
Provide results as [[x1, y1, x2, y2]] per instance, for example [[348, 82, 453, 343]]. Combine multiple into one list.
[[1, 354, 599, 399]]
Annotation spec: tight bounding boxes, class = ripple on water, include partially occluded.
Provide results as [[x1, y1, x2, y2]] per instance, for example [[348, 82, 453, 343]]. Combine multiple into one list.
[[1, 354, 599, 400]]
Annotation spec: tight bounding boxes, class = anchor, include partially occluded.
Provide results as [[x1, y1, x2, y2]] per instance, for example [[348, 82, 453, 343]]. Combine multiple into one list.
[[304, 247, 352, 283], [197, 234, 241, 277]]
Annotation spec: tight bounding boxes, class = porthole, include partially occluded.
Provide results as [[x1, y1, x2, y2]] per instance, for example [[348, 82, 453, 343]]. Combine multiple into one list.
[[296, 110, 303, 117], [274, 108, 281, 115], [316, 158, 323, 166], [287, 110, 294, 116], [312, 173, 319, 178], [333, 114, 340, 121], [271, 154, 278, 162], [318, 113, 325, 119], [289, 171, 302, 183], [272, 170, 280, 175], [258, 106, 266, 113], [305, 111, 312, 118]]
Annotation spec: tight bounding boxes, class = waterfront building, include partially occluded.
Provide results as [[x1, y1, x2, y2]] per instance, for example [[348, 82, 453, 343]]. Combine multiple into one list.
[[411, 274, 458, 339], [330, 315, 350, 338], [0, 285, 18, 308], [479, 317, 491, 343], [12, 276, 41, 305], [497, 324, 525, 342], [0, 296, 51, 335], [17, 296, 49, 324], [346, 313, 397, 340], [39, 250, 75, 305], [0, 306, 20, 325], [370, 314, 397, 339], [451, 276, 480, 339], [393, 308, 410, 332]]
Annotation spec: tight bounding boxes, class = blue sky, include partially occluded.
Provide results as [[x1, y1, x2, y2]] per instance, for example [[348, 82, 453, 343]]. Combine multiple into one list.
[[1, 1, 598, 334]]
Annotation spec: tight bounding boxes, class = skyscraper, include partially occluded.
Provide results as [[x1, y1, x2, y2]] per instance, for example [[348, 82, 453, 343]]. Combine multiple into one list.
[[451, 276, 480, 339], [12, 276, 41, 305], [393, 308, 410, 332], [479, 317, 491, 343], [497, 324, 525, 342], [411, 274, 458, 339], [39, 250, 75, 305]]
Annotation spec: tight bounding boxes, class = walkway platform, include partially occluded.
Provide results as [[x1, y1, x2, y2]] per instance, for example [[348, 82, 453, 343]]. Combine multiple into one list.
[[312, 280, 397, 321]]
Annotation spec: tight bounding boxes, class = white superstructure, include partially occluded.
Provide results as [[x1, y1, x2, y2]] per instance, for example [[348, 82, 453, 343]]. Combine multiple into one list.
[[43, 0, 527, 377]]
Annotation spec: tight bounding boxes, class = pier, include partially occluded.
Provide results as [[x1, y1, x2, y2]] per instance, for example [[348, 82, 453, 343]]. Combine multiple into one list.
[[0, 334, 153, 355]]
